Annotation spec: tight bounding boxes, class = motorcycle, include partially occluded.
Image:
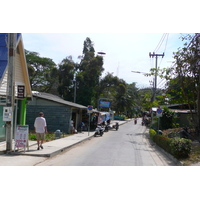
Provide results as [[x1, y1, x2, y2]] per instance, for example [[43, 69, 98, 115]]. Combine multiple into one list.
[[134, 118, 137, 125], [142, 121, 145, 126], [94, 124, 105, 137], [105, 123, 112, 132], [112, 122, 119, 131]]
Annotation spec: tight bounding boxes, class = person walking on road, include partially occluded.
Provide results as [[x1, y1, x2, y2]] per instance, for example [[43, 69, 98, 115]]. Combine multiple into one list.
[[34, 112, 47, 150]]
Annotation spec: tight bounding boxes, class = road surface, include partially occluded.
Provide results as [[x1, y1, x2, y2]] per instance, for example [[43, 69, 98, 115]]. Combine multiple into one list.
[[37, 119, 176, 166]]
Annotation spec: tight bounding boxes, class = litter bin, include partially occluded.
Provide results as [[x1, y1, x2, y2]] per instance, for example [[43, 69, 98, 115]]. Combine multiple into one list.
[[54, 130, 62, 139]]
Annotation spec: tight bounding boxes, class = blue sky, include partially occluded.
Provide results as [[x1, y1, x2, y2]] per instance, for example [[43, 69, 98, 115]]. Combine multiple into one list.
[[22, 33, 191, 88]]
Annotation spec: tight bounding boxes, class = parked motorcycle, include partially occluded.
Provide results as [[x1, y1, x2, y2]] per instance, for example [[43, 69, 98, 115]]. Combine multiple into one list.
[[105, 123, 112, 132], [94, 124, 105, 137], [112, 122, 119, 131]]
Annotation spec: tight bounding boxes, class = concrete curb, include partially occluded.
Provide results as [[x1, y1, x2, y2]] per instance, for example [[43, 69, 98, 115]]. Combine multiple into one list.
[[11, 134, 95, 157]]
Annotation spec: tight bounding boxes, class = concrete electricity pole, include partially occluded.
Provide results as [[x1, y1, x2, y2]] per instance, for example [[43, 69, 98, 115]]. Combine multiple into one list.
[[6, 33, 16, 152], [149, 52, 164, 102], [194, 33, 200, 132]]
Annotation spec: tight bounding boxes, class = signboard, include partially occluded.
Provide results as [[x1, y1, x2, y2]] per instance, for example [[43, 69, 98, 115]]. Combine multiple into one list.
[[17, 85, 25, 98], [3, 107, 12, 121], [87, 105, 93, 114], [156, 108, 163, 117], [14, 125, 29, 151], [99, 100, 111, 108]]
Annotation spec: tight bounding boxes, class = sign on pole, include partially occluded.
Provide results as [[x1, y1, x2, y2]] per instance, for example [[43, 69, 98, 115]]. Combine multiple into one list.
[[14, 125, 29, 152], [87, 106, 93, 136], [156, 108, 163, 117], [3, 107, 12, 121], [87, 105, 93, 114]]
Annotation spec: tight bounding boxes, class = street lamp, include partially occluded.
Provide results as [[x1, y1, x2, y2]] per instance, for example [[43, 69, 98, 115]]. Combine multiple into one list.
[[131, 71, 150, 76], [97, 52, 106, 56]]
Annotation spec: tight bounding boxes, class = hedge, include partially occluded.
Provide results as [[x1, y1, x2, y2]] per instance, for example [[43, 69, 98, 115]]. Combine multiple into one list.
[[149, 129, 192, 159]]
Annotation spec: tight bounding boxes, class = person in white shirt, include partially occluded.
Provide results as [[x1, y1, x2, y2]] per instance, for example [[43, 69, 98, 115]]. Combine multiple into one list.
[[34, 112, 47, 150]]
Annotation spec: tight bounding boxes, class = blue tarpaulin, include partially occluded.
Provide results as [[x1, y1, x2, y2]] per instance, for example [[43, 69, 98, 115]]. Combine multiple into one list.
[[0, 33, 21, 80]]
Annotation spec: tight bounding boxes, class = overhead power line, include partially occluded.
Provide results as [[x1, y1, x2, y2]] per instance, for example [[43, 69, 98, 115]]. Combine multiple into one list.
[[154, 33, 168, 53]]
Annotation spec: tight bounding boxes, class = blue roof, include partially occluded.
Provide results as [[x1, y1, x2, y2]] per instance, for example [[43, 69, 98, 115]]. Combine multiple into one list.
[[0, 33, 21, 79]]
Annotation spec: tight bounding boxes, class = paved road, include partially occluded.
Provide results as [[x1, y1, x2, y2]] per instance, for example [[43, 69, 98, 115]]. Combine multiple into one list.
[[37, 119, 176, 166]]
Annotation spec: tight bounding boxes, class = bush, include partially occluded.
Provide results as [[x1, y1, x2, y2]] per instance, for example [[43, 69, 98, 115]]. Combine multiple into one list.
[[170, 138, 192, 159], [153, 134, 173, 154], [149, 129, 156, 140], [149, 129, 192, 159], [29, 133, 36, 141], [29, 133, 55, 141]]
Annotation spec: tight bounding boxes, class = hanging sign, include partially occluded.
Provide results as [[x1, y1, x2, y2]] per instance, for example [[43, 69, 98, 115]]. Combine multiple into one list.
[[17, 85, 25, 98]]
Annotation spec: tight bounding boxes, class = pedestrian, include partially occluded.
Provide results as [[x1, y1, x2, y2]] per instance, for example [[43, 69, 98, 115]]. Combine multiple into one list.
[[34, 112, 47, 150], [134, 117, 137, 125], [80, 121, 85, 133], [70, 119, 74, 134]]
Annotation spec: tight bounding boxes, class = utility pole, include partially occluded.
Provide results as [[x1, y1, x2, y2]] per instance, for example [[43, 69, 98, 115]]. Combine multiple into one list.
[[194, 33, 200, 133], [149, 52, 164, 102], [6, 33, 16, 152]]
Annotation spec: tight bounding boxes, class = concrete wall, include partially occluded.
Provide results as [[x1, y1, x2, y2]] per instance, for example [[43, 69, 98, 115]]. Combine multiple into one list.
[[26, 98, 72, 133]]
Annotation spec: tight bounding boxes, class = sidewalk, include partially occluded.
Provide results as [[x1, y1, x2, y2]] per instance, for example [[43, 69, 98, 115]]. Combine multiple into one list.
[[0, 120, 129, 158]]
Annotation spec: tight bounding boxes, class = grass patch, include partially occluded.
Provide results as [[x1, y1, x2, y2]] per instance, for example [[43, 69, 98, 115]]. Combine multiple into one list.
[[28, 132, 73, 142], [180, 144, 200, 165]]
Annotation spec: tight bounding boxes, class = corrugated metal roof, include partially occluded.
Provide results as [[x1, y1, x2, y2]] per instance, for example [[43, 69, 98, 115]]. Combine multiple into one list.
[[0, 33, 21, 79], [32, 92, 87, 109]]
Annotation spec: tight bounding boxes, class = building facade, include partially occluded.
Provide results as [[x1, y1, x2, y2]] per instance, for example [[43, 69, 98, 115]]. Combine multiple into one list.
[[0, 33, 32, 142], [26, 92, 87, 133]]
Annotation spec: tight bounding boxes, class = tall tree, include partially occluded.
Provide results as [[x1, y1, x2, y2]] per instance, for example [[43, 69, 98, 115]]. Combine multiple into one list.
[[57, 56, 76, 101], [26, 50, 58, 93], [76, 37, 104, 106], [163, 34, 200, 131]]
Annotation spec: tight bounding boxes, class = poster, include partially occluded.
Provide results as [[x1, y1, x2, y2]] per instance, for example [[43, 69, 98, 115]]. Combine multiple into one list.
[[15, 125, 29, 148]]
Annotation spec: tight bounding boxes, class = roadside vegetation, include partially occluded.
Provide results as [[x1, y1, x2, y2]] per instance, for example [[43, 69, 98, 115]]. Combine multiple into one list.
[[29, 132, 73, 142]]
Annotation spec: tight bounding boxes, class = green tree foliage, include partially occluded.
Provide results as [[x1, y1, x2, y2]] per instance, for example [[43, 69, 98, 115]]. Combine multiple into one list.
[[57, 56, 76, 102], [98, 73, 138, 114], [138, 88, 154, 111], [163, 34, 200, 129], [166, 76, 196, 105], [76, 37, 104, 106], [25, 37, 143, 115], [26, 50, 58, 93], [160, 106, 178, 130]]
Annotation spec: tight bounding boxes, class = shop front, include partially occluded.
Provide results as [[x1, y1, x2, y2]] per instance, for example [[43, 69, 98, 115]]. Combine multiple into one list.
[[0, 33, 32, 142]]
